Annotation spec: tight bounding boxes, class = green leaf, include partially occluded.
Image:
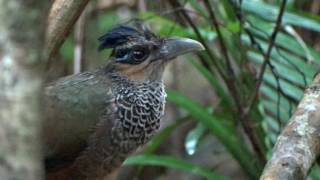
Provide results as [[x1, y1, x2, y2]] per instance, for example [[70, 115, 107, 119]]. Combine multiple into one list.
[[261, 84, 294, 112], [124, 155, 228, 180], [262, 100, 291, 121], [242, 0, 320, 32], [144, 116, 189, 154], [133, 116, 191, 178], [167, 90, 261, 179], [185, 123, 206, 155], [309, 165, 320, 180], [243, 24, 320, 65], [263, 73, 303, 101], [226, 22, 241, 33], [248, 51, 310, 87]]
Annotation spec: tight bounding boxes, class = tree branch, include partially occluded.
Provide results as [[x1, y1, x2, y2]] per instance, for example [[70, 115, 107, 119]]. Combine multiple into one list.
[[46, 0, 90, 61], [260, 74, 320, 180]]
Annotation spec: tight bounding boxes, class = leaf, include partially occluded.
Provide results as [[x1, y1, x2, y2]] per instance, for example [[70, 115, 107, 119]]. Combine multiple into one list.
[[124, 155, 228, 180], [261, 84, 293, 112], [132, 116, 191, 178], [243, 23, 320, 65], [262, 100, 291, 121], [263, 73, 304, 101], [185, 123, 206, 155], [248, 51, 310, 87], [167, 90, 261, 179], [309, 165, 320, 180], [242, 0, 320, 32], [226, 22, 241, 33], [144, 116, 189, 154]]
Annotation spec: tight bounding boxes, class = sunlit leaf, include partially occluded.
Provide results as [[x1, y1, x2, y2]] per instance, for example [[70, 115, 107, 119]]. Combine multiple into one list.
[[242, 0, 320, 32], [185, 123, 206, 155], [167, 90, 261, 179], [124, 155, 228, 180]]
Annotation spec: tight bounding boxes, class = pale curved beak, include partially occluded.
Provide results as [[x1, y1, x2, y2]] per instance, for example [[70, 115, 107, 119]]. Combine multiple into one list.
[[160, 37, 205, 60]]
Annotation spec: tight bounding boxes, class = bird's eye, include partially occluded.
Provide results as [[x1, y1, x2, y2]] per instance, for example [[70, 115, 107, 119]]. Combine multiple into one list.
[[132, 49, 149, 62], [114, 47, 149, 64]]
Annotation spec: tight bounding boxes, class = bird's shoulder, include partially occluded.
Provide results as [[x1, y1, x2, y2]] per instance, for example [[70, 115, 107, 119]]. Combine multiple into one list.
[[44, 67, 116, 166]]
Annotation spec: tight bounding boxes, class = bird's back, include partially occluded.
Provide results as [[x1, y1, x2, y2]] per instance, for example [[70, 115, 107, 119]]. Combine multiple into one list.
[[44, 67, 114, 170]]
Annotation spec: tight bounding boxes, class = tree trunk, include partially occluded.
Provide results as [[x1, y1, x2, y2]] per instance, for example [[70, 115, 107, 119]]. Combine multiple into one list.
[[0, 1, 48, 179], [260, 74, 320, 180]]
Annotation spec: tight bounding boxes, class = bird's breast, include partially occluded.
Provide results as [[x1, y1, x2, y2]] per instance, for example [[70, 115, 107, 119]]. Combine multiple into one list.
[[112, 81, 166, 147]]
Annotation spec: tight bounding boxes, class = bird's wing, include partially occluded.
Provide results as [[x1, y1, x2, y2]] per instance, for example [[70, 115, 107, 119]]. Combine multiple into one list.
[[43, 68, 114, 171]]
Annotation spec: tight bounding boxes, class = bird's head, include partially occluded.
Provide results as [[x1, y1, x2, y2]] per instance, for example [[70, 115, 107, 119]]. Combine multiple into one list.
[[99, 21, 204, 82]]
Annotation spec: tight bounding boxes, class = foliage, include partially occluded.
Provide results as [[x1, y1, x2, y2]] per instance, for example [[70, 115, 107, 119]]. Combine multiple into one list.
[[124, 155, 228, 180], [60, 0, 320, 179]]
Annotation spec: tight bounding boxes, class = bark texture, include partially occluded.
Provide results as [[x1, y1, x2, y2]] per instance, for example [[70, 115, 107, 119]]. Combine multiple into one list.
[[0, 0, 47, 179], [260, 74, 320, 180], [46, 0, 90, 60]]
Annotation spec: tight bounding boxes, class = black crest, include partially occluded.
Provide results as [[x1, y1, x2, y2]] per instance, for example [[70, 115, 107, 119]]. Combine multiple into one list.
[[98, 20, 156, 51], [98, 26, 141, 51]]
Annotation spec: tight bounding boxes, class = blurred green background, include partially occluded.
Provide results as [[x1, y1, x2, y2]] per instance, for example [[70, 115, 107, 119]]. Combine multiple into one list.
[[50, 0, 320, 179]]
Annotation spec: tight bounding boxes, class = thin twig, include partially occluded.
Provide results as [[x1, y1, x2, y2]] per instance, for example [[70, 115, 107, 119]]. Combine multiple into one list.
[[245, 28, 298, 131], [229, 0, 246, 65], [276, 48, 307, 87], [246, 21, 308, 88], [171, 0, 267, 163], [249, 21, 312, 64], [202, 0, 243, 118], [203, 0, 235, 79], [204, 0, 267, 163], [164, 1, 217, 75], [246, 0, 287, 114], [168, 0, 228, 82], [245, 16, 303, 125]]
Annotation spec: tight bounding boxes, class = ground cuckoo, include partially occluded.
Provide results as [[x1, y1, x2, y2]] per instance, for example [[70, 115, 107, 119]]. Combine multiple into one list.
[[44, 21, 204, 179]]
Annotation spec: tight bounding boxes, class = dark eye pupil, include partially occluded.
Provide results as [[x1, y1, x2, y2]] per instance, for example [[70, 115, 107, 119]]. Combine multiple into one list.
[[133, 50, 146, 60]]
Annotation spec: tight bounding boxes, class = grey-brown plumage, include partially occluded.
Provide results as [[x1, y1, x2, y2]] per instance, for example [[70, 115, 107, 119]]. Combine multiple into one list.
[[44, 21, 204, 180]]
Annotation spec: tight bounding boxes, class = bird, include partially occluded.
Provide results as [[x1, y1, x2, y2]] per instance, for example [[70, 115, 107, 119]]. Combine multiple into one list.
[[43, 21, 204, 180]]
